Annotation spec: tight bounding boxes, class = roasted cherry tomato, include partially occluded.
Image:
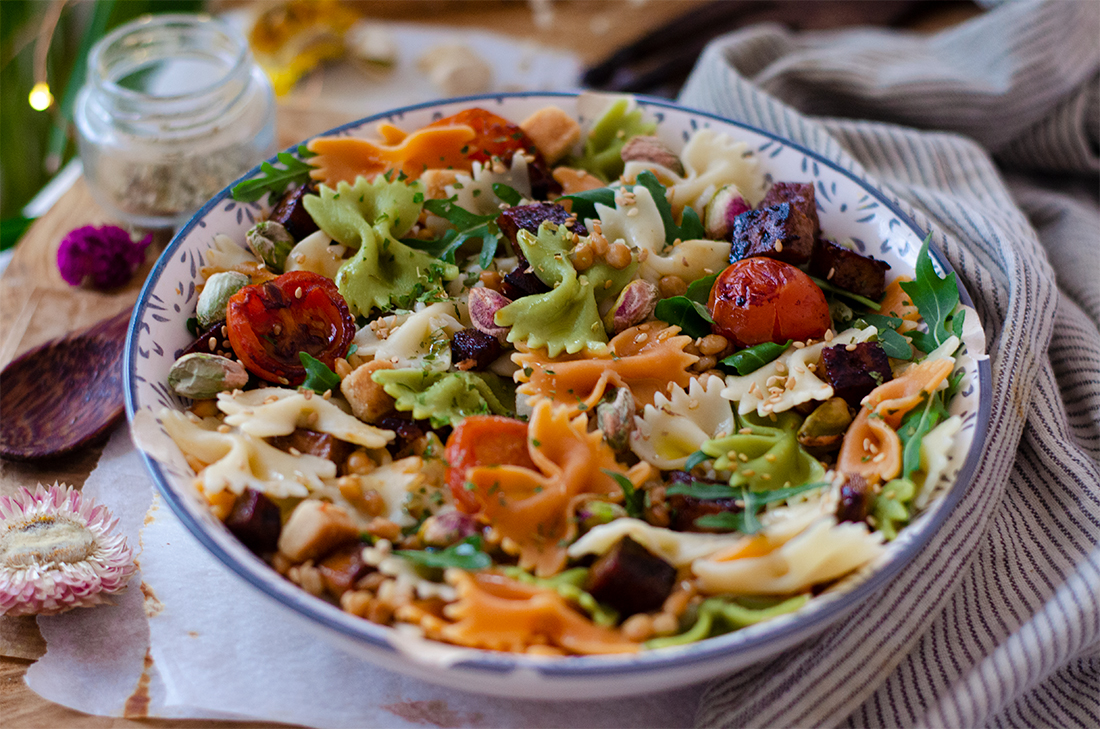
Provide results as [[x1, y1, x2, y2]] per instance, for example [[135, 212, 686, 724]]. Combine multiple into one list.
[[444, 415, 538, 513], [226, 270, 355, 386], [427, 107, 540, 166], [708, 258, 831, 348]]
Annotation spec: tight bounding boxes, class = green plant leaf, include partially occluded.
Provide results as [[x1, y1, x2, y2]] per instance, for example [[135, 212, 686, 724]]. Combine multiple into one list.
[[298, 352, 341, 394], [492, 183, 524, 207], [654, 296, 713, 339], [685, 272, 719, 303], [899, 235, 962, 353], [684, 450, 710, 471], [556, 186, 617, 222], [422, 196, 501, 266], [666, 481, 738, 499], [0, 216, 34, 251], [720, 340, 793, 376], [232, 151, 316, 203], [808, 275, 882, 310], [603, 469, 645, 518], [635, 171, 704, 245], [395, 536, 492, 571]]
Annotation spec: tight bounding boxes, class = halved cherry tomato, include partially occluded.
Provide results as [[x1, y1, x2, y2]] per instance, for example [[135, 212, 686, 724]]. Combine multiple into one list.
[[226, 270, 355, 386], [427, 107, 541, 166], [708, 258, 831, 348], [445, 415, 538, 513]]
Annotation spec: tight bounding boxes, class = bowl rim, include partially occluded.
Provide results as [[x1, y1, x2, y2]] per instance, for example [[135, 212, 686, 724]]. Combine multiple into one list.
[[124, 90, 992, 678]]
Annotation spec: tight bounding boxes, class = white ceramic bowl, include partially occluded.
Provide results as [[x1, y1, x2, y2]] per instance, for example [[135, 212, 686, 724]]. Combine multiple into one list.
[[125, 92, 991, 699]]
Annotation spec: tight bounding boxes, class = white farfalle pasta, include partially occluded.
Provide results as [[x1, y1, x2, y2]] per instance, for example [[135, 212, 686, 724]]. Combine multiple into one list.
[[160, 410, 333, 497], [216, 388, 392, 448], [594, 184, 729, 284], [721, 326, 880, 416], [631, 374, 735, 470], [568, 518, 740, 567], [448, 155, 532, 215], [692, 516, 884, 595], [372, 301, 468, 371], [203, 233, 258, 274], [913, 414, 963, 510], [623, 128, 767, 217], [284, 230, 346, 279]]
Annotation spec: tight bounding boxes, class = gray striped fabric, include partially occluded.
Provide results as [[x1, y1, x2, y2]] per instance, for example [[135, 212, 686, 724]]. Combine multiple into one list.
[[677, 1, 1100, 727]]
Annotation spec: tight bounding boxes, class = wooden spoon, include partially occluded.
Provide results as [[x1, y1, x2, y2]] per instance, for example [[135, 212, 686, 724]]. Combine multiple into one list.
[[1, 309, 131, 461]]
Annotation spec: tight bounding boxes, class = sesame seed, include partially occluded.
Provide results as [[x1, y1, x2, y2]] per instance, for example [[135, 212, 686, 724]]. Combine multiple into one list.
[[775, 241, 784, 252], [743, 469, 755, 477], [323, 390, 332, 400], [739, 453, 749, 462], [827, 267, 836, 280], [303, 389, 313, 400], [765, 453, 777, 462], [846, 343, 858, 351], [793, 341, 806, 349], [627, 208, 640, 217], [289, 447, 302, 457], [739, 427, 753, 434], [295, 287, 303, 299], [872, 453, 886, 463], [217, 424, 230, 433]]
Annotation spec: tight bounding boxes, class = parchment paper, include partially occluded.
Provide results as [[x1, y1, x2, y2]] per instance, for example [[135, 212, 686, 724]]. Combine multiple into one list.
[[25, 428, 706, 727]]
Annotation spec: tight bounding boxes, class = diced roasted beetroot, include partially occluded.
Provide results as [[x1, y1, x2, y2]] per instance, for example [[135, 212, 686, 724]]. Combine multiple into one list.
[[585, 536, 677, 617], [450, 328, 501, 370], [268, 429, 354, 464], [180, 320, 236, 360], [377, 415, 447, 458], [730, 203, 815, 266], [268, 183, 319, 241], [497, 202, 587, 246], [500, 263, 549, 299], [665, 471, 741, 533], [821, 342, 893, 408], [809, 238, 891, 301], [759, 182, 820, 238], [836, 474, 872, 524], [226, 488, 282, 554], [317, 542, 372, 597]]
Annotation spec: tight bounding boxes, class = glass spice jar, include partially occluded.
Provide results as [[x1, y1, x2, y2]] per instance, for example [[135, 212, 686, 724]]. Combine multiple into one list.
[[75, 14, 276, 230]]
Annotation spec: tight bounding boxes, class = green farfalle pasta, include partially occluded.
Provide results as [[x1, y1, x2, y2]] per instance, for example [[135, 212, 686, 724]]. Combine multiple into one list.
[[495, 224, 637, 357], [646, 594, 810, 649], [700, 411, 826, 492], [873, 477, 917, 541], [572, 97, 657, 182], [303, 177, 458, 316], [502, 567, 619, 627], [371, 369, 512, 428]]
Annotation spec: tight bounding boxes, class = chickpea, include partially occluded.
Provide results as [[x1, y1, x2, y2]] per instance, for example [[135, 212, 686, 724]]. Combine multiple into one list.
[[658, 275, 687, 298], [572, 244, 595, 270], [698, 334, 729, 356], [479, 270, 503, 290], [622, 613, 655, 642], [606, 241, 633, 269]]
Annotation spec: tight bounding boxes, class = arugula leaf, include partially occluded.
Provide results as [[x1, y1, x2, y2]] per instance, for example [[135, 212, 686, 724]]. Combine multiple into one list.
[[232, 148, 316, 203], [858, 313, 914, 360], [492, 183, 524, 207], [899, 235, 962, 352], [693, 481, 829, 535], [896, 391, 949, 480], [556, 186, 617, 222], [603, 469, 645, 518], [720, 340, 792, 376], [654, 296, 713, 339], [684, 450, 710, 471], [635, 171, 705, 245], [666, 481, 738, 499], [421, 196, 502, 266], [298, 352, 341, 394], [808, 275, 882, 310], [395, 535, 492, 571]]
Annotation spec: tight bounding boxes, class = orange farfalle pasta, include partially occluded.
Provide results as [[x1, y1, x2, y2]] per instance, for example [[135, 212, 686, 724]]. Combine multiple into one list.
[[465, 400, 652, 577], [441, 572, 639, 655], [513, 322, 698, 415], [877, 276, 920, 332], [306, 122, 477, 185], [837, 357, 955, 483]]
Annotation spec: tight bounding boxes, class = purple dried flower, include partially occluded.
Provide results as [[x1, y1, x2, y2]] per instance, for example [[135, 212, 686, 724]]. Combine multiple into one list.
[[57, 225, 153, 289]]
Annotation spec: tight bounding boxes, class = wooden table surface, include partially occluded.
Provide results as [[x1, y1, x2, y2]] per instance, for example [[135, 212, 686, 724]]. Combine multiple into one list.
[[0, 2, 979, 726]]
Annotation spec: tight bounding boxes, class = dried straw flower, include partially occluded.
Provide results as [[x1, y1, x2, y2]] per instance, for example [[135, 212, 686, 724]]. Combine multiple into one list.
[[56, 224, 152, 289], [0, 483, 136, 617]]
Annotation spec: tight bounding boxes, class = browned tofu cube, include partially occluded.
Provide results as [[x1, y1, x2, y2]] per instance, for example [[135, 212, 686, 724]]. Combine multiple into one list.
[[809, 238, 891, 301], [268, 429, 354, 464], [729, 202, 816, 265], [496, 202, 586, 245], [760, 181, 820, 238], [821, 342, 893, 408]]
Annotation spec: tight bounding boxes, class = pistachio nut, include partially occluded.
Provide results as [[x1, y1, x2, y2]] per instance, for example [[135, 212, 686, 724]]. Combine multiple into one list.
[[602, 279, 657, 335], [596, 386, 636, 452], [418, 511, 479, 548], [796, 397, 852, 453], [576, 500, 629, 532], [168, 352, 249, 400], [620, 135, 684, 176], [196, 271, 250, 328], [467, 286, 512, 340], [703, 184, 751, 240], [246, 220, 295, 272]]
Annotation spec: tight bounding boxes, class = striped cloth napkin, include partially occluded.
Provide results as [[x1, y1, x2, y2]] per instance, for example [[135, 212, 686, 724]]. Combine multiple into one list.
[[677, 1, 1100, 727]]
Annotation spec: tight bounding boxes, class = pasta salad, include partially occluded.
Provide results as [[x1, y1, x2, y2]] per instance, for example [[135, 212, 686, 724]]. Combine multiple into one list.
[[160, 96, 970, 655]]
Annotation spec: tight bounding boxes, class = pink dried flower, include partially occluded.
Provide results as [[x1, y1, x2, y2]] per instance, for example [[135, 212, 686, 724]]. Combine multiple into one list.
[[0, 483, 136, 617], [57, 225, 153, 289]]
